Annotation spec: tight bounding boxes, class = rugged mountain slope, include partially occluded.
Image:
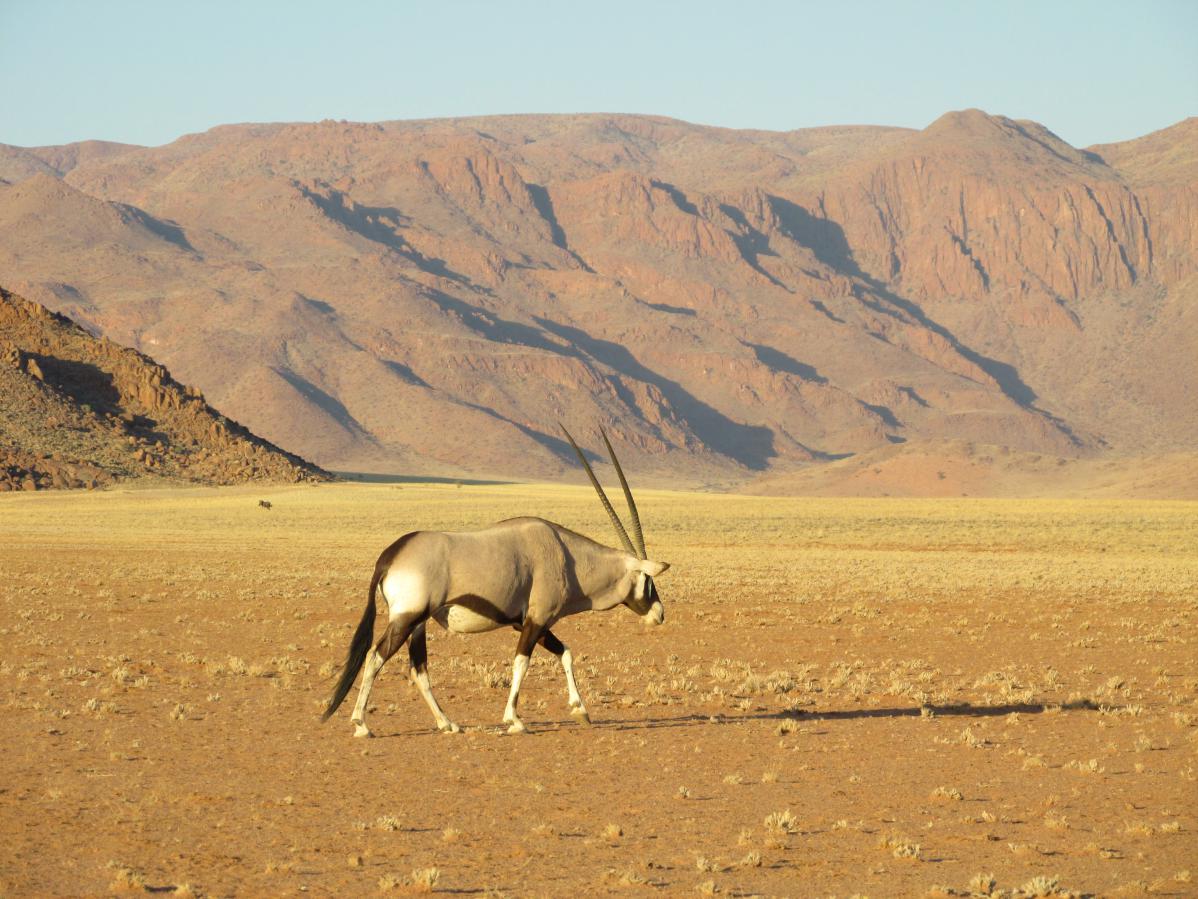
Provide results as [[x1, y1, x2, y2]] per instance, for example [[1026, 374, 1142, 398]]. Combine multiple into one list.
[[0, 111, 1192, 482], [0, 287, 327, 490]]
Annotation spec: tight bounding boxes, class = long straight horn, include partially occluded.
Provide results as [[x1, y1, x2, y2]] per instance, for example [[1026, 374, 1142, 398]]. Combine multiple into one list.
[[599, 425, 645, 559], [559, 424, 636, 556]]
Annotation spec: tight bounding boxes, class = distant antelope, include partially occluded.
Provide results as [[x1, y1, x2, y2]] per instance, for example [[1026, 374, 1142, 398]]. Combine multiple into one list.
[[322, 426, 669, 735]]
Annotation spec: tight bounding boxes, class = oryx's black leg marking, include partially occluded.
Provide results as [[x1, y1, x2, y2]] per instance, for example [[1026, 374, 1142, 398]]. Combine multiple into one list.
[[349, 612, 420, 737], [504, 617, 546, 733], [376, 617, 414, 661], [538, 629, 566, 656], [516, 616, 546, 658], [407, 621, 458, 733], [408, 621, 428, 670]]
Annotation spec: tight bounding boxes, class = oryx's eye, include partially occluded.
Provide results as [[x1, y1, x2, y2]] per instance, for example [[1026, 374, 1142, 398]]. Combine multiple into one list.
[[645, 576, 656, 602]]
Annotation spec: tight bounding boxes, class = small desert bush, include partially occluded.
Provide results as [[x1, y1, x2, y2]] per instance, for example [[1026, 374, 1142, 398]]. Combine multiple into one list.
[[764, 809, 798, 834]]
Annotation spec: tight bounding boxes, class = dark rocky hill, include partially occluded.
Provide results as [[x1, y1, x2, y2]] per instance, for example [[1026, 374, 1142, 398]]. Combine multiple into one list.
[[0, 286, 328, 490]]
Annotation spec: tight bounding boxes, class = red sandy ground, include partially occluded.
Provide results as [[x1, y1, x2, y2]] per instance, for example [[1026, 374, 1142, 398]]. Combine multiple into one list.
[[1, 485, 1195, 897]]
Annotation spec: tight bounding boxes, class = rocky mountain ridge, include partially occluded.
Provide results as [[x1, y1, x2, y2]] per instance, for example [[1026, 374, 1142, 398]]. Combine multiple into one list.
[[0, 287, 328, 490], [0, 110, 1193, 484]]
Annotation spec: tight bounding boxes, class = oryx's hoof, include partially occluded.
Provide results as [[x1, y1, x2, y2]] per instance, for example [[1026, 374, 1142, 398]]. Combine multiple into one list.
[[438, 720, 461, 734], [505, 719, 527, 735], [352, 722, 373, 739], [570, 706, 592, 725]]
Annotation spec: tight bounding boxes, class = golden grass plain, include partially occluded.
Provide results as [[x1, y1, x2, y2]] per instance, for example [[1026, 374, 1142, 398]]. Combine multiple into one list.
[[1, 483, 1196, 896]]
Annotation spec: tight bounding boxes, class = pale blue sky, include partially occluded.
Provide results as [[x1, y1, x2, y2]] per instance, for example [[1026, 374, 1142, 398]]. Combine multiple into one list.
[[1, 0, 1195, 149]]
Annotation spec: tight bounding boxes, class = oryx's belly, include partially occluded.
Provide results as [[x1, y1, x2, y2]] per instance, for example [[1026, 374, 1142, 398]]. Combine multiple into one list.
[[434, 596, 521, 634]]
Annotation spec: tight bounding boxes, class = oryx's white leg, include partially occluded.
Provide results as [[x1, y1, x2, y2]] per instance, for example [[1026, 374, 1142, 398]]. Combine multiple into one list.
[[503, 618, 548, 734], [502, 654, 531, 734], [407, 622, 459, 733], [539, 628, 589, 724], [349, 614, 417, 738], [561, 647, 589, 723], [350, 650, 385, 738]]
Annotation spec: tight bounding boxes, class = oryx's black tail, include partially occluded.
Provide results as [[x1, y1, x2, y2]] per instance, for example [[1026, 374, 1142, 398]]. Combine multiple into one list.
[[321, 567, 382, 721]]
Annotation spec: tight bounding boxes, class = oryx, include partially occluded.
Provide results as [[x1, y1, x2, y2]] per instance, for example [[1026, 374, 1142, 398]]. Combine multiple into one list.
[[321, 426, 669, 735]]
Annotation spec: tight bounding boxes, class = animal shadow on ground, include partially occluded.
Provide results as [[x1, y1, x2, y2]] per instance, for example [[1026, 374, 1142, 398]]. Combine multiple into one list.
[[591, 699, 1101, 732], [368, 700, 1101, 738]]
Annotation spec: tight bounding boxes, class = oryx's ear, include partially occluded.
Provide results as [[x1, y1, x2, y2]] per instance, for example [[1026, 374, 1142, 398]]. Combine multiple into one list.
[[640, 559, 669, 577]]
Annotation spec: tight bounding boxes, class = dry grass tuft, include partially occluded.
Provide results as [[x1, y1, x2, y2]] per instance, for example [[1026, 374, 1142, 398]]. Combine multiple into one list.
[[106, 862, 146, 893], [734, 851, 762, 869], [1018, 874, 1070, 898], [968, 872, 997, 895], [764, 809, 799, 834], [410, 868, 441, 893], [378, 868, 441, 893], [878, 832, 922, 860], [605, 867, 647, 887]]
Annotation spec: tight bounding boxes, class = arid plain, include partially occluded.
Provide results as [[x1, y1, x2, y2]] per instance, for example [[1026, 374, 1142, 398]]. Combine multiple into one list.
[[1, 484, 1195, 897]]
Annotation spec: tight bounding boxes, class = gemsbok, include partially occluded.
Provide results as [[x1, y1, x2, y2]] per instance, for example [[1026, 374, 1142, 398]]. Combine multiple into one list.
[[322, 426, 670, 735]]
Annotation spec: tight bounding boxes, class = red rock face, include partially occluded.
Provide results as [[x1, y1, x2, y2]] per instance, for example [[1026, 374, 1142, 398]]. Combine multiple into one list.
[[0, 111, 1192, 481]]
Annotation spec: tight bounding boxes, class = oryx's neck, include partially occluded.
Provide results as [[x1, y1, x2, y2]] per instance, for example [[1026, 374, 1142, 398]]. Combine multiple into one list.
[[550, 525, 637, 611]]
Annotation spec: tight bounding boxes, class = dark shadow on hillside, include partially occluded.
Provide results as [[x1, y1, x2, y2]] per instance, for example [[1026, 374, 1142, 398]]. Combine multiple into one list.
[[534, 317, 776, 470], [33, 356, 123, 417], [527, 183, 593, 272], [297, 183, 472, 284], [121, 205, 196, 253], [862, 402, 901, 428], [526, 183, 569, 250], [426, 291, 574, 357], [809, 299, 845, 324], [451, 397, 583, 465], [332, 471, 511, 486], [742, 341, 827, 383], [273, 367, 368, 436], [718, 203, 789, 289], [380, 359, 429, 388], [298, 183, 411, 247], [768, 194, 1081, 443], [651, 179, 698, 215], [769, 195, 858, 273], [638, 300, 696, 317], [898, 385, 930, 407], [296, 295, 336, 316], [642, 178, 788, 288], [854, 282, 1047, 410]]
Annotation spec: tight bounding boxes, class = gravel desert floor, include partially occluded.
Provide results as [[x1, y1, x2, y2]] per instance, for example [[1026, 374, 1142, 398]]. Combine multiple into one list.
[[1, 483, 1195, 897]]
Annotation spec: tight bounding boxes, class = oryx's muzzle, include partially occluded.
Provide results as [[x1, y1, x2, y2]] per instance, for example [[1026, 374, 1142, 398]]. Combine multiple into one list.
[[643, 598, 665, 626], [634, 573, 664, 625]]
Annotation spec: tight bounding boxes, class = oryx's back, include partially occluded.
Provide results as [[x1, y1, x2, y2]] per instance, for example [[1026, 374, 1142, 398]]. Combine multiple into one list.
[[377, 518, 568, 631]]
